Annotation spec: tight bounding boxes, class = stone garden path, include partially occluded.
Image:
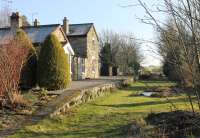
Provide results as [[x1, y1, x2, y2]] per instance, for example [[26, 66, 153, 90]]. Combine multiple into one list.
[[47, 79, 114, 95], [48, 76, 127, 95], [0, 77, 131, 138]]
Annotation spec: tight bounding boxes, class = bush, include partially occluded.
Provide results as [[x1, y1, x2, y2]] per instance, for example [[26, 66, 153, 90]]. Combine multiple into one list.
[[0, 34, 31, 106], [37, 34, 71, 90], [163, 61, 182, 81], [16, 29, 37, 89], [11, 93, 30, 108]]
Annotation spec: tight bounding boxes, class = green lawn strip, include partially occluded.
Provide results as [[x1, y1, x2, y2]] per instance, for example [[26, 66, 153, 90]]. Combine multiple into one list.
[[9, 81, 194, 138]]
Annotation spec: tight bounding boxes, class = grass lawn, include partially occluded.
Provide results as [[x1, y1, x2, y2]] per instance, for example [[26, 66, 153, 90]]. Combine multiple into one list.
[[9, 80, 196, 138]]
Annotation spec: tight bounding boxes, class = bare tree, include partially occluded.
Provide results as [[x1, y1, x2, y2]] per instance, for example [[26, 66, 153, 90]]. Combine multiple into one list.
[[0, 36, 30, 107], [0, 3, 11, 27], [100, 30, 122, 66], [0, 0, 30, 28], [100, 30, 142, 76], [137, 0, 200, 112]]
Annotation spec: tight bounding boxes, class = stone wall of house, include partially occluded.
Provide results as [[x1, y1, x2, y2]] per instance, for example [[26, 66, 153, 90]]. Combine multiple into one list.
[[68, 26, 99, 79], [69, 36, 87, 80], [53, 27, 67, 43], [85, 26, 100, 79]]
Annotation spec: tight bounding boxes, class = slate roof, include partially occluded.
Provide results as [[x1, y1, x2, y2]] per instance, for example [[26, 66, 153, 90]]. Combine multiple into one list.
[[0, 28, 12, 45], [0, 24, 60, 44], [23, 24, 60, 43], [68, 23, 93, 36]]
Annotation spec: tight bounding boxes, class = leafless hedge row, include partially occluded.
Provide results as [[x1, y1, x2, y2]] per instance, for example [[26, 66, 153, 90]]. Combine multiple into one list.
[[138, 0, 200, 112]]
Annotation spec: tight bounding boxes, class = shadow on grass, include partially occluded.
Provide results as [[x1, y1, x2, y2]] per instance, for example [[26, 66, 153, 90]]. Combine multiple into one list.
[[14, 112, 145, 138], [91, 97, 192, 108], [122, 85, 158, 91], [140, 80, 176, 84], [121, 80, 177, 92], [16, 128, 124, 138]]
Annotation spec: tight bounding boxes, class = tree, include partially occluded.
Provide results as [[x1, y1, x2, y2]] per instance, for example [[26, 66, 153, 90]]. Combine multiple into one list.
[[117, 35, 142, 75], [100, 30, 142, 76], [100, 43, 112, 76], [158, 23, 183, 82], [138, 0, 200, 112], [21, 15, 31, 26], [37, 34, 70, 90], [0, 34, 31, 106], [0, 4, 30, 28], [0, 3, 10, 28], [16, 29, 37, 89], [100, 43, 112, 66], [100, 30, 121, 67]]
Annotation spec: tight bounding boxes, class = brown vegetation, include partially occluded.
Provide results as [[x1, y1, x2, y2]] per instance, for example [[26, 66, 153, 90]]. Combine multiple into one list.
[[146, 111, 200, 138], [0, 35, 30, 108]]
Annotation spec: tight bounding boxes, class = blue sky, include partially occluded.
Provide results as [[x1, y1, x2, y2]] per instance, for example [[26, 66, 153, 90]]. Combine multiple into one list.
[[2, 0, 164, 66]]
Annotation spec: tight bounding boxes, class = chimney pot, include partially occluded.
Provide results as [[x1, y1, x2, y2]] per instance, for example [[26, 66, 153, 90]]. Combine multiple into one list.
[[34, 19, 40, 26], [10, 12, 22, 30], [16, 12, 19, 16], [63, 17, 69, 34]]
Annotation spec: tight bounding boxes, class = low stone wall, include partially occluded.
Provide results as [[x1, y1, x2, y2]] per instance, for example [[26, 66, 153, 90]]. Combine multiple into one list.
[[51, 82, 117, 117], [120, 76, 134, 86]]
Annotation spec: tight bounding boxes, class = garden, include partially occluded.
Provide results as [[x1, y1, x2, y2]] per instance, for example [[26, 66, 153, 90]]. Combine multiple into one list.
[[7, 80, 200, 138]]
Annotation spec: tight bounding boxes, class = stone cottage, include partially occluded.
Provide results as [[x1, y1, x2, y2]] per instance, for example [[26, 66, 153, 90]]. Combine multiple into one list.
[[0, 12, 99, 81], [0, 12, 74, 76], [62, 17, 100, 80]]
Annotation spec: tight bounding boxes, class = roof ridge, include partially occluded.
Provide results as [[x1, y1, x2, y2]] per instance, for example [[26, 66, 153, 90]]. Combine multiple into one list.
[[69, 23, 93, 26], [0, 24, 61, 30], [23, 24, 60, 28]]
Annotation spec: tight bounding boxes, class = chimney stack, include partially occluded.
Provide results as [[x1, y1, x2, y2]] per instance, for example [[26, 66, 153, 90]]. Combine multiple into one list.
[[10, 12, 22, 30], [63, 17, 69, 34], [34, 19, 40, 27]]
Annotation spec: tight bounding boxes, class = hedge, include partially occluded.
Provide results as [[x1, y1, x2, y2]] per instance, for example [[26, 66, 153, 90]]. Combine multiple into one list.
[[16, 29, 37, 89], [37, 33, 71, 90]]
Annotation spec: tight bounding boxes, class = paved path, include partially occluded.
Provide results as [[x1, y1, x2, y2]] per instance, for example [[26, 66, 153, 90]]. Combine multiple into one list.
[[67, 80, 112, 90], [48, 77, 127, 95]]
